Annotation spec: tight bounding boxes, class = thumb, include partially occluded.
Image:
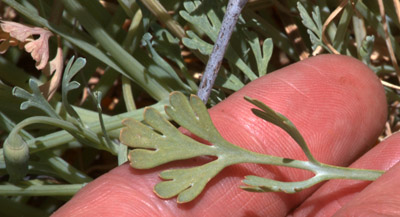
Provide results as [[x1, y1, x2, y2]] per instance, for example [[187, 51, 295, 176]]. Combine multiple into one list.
[[53, 54, 386, 216]]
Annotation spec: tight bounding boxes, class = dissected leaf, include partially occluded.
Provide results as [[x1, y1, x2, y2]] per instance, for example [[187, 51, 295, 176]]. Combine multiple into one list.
[[155, 161, 224, 203], [244, 96, 319, 164], [39, 36, 64, 100], [142, 33, 189, 91], [152, 28, 198, 92], [1, 20, 64, 101], [0, 20, 54, 70], [121, 92, 272, 202], [121, 91, 384, 203], [297, 2, 325, 51], [121, 103, 216, 169], [297, 2, 319, 35], [61, 57, 86, 124], [180, 0, 258, 81], [0, 29, 22, 53], [360, 35, 375, 65], [24, 33, 52, 70], [182, 31, 213, 55], [180, 0, 220, 41], [12, 79, 61, 119], [244, 31, 273, 77], [121, 92, 247, 202]]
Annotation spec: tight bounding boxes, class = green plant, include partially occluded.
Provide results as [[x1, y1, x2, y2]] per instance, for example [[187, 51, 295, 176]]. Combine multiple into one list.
[[0, 0, 400, 215], [120, 91, 383, 203]]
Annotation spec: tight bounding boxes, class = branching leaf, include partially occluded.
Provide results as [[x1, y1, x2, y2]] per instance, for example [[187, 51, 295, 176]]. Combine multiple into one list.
[[152, 28, 198, 92], [121, 107, 216, 169], [12, 79, 60, 119], [180, 0, 258, 81], [123, 92, 294, 202], [1, 21, 64, 101], [244, 96, 319, 164], [0, 20, 54, 70], [155, 161, 224, 203], [61, 56, 86, 124], [180, 0, 220, 41], [122, 92, 382, 203], [0, 28, 22, 53], [244, 31, 273, 77], [214, 73, 244, 92], [123, 92, 312, 202], [39, 36, 64, 100], [297, 3, 319, 35], [297, 2, 325, 51], [142, 33, 189, 91], [182, 31, 213, 55], [152, 28, 186, 66], [360, 35, 375, 65], [121, 92, 249, 202]]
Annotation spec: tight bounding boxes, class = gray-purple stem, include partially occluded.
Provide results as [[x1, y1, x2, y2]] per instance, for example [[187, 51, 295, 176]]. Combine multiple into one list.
[[197, 0, 248, 104]]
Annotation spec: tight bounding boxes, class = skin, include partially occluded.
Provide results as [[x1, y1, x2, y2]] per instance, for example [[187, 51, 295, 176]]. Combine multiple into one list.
[[53, 54, 400, 216]]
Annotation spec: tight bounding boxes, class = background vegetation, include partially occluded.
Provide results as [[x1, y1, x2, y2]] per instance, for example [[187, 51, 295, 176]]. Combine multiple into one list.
[[0, 0, 399, 215]]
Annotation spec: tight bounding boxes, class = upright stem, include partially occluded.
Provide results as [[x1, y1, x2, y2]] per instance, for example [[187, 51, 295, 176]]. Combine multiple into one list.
[[139, 0, 185, 39], [197, 0, 248, 103], [60, 0, 171, 101]]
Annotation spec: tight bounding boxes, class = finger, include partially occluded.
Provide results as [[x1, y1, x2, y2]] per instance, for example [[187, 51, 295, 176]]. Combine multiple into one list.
[[289, 132, 400, 217], [53, 54, 387, 217], [335, 160, 400, 216]]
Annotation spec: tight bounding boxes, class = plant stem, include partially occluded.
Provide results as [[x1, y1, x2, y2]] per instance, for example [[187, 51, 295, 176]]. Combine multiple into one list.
[[139, 0, 185, 39], [37, 151, 92, 183], [10, 117, 113, 153], [120, 76, 136, 165], [0, 183, 84, 196], [27, 99, 168, 154], [122, 77, 137, 111], [235, 149, 383, 182], [61, 0, 172, 101], [197, 0, 248, 103]]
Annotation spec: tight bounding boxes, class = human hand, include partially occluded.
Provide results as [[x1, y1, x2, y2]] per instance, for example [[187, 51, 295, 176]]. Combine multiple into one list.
[[52, 54, 400, 216]]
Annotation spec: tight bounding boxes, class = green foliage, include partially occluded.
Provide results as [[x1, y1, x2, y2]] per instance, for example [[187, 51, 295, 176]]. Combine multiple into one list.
[[121, 92, 239, 202], [61, 57, 86, 124], [244, 96, 318, 164], [245, 33, 272, 77], [0, 0, 399, 214], [297, 2, 325, 52], [121, 92, 383, 203], [180, 0, 272, 84], [13, 79, 61, 119]]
